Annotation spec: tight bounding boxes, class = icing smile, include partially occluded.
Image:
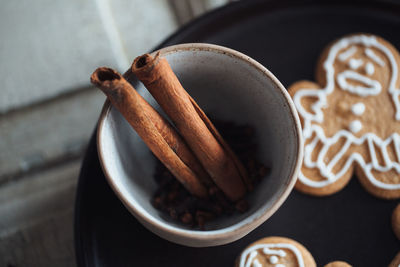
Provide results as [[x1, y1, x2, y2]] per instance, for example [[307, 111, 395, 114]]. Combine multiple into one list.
[[336, 70, 381, 96]]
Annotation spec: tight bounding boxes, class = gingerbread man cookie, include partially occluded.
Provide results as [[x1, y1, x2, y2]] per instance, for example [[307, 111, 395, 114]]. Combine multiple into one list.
[[323, 261, 352, 267], [236, 236, 316, 267], [289, 34, 400, 198]]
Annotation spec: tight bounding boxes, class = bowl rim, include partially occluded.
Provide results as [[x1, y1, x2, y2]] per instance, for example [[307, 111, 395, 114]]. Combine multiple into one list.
[[96, 43, 304, 245]]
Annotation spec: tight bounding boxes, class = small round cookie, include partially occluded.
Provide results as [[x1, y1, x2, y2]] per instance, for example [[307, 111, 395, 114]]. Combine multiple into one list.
[[288, 33, 400, 198], [389, 252, 400, 267], [236, 236, 316, 267], [392, 204, 400, 240], [324, 261, 352, 267]]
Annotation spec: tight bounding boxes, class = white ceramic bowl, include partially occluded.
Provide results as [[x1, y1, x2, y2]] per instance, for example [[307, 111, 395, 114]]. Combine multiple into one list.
[[97, 43, 303, 247]]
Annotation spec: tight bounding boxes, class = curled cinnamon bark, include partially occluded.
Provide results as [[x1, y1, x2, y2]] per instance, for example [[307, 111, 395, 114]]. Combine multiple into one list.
[[91, 67, 209, 198], [132, 53, 249, 201]]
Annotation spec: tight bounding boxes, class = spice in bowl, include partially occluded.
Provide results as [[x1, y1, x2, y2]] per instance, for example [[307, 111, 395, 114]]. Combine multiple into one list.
[[152, 117, 269, 229]]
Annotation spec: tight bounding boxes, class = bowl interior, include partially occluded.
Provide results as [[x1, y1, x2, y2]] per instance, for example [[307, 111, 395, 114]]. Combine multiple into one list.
[[98, 45, 300, 233]]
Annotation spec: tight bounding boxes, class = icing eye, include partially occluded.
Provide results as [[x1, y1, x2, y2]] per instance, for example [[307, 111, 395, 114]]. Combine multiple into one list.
[[365, 48, 385, 66], [339, 46, 357, 61], [348, 58, 363, 69], [365, 62, 374, 75]]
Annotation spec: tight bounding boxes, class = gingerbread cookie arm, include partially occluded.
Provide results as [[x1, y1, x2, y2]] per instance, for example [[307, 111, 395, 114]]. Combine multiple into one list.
[[288, 80, 322, 126], [289, 81, 354, 196]]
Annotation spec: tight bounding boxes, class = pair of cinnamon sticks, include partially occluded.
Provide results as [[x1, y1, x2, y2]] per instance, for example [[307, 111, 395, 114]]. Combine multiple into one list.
[[91, 52, 250, 202]]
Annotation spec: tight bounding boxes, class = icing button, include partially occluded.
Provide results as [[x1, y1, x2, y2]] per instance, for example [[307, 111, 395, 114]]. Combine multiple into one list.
[[349, 120, 362, 133], [269, 255, 279, 264], [351, 102, 365, 116]]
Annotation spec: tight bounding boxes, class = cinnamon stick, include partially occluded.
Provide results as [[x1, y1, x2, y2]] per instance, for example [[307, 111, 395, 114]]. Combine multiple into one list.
[[91, 67, 210, 198], [131, 53, 249, 201]]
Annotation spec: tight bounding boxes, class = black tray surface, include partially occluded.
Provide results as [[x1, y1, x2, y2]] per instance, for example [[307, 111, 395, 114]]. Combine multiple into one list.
[[75, 1, 400, 266]]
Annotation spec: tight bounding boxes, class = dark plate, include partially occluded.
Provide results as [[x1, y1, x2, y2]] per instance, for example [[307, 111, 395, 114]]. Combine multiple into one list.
[[74, 0, 400, 266]]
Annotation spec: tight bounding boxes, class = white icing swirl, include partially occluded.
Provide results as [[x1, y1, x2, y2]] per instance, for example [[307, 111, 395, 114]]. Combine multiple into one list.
[[293, 34, 400, 190]]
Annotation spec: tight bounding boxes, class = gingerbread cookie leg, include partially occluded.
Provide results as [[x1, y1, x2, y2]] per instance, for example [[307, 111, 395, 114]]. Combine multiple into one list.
[[356, 167, 400, 199]]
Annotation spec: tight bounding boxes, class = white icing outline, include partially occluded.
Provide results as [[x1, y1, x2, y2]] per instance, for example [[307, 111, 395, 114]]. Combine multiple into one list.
[[366, 48, 385, 66], [239, 243, 304, 267], [337, 70, 382, 96], [293, 35, 400, 190], [339, 46, 357, 61], [245, 251, 258, 267]]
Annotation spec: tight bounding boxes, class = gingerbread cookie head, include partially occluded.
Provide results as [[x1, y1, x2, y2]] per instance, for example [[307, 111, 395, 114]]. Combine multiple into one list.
[[323, 261, 352, 267], [236, 236, 316, 267], [289, 34, 400, 198]]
